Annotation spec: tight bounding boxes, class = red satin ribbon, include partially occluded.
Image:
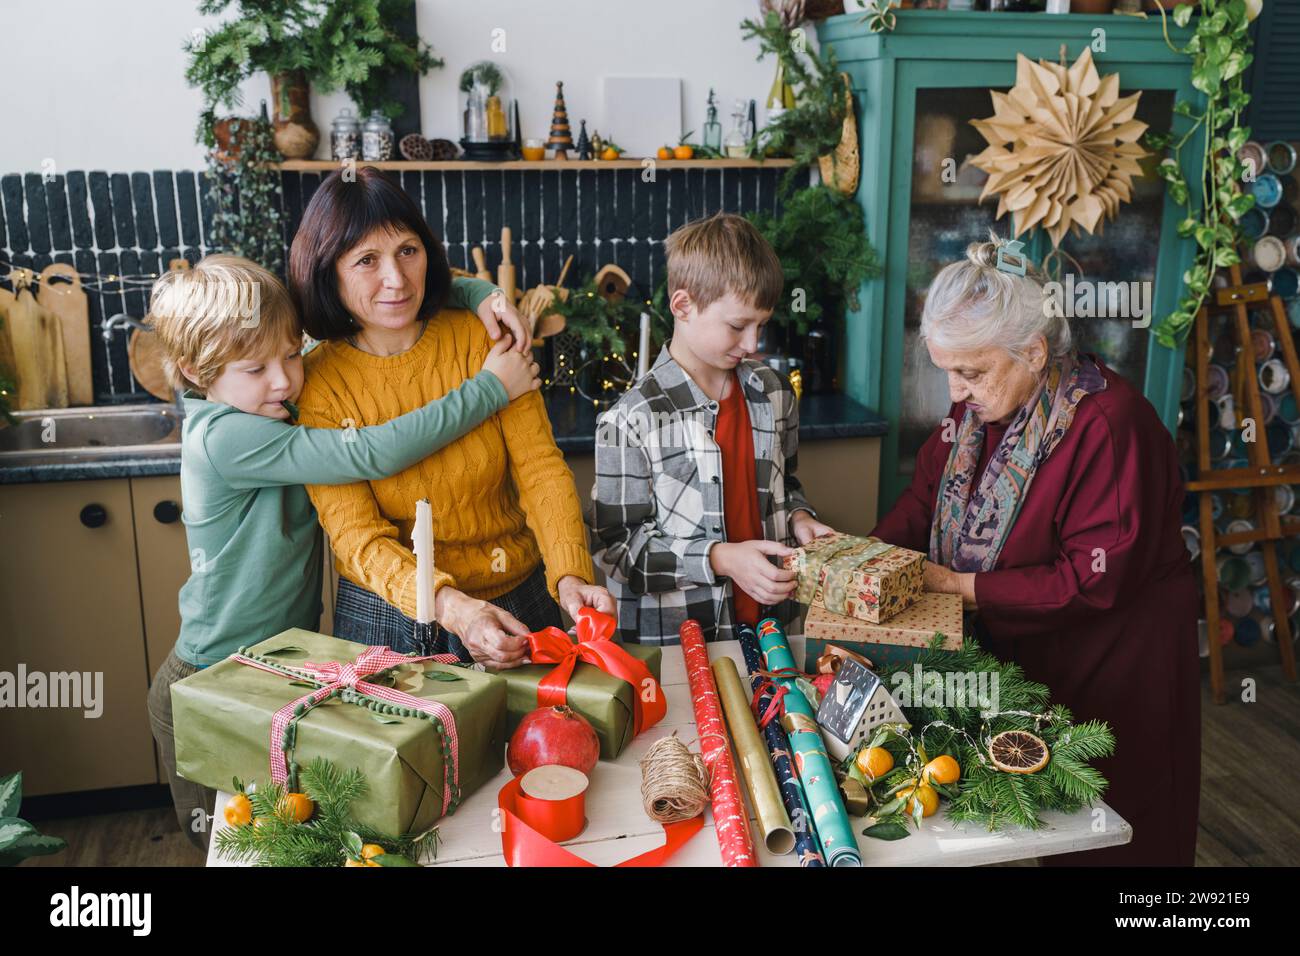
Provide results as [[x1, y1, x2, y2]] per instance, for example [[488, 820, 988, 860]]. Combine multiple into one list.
[[498, 776, 703, 867], [525, 608, 666, 735]]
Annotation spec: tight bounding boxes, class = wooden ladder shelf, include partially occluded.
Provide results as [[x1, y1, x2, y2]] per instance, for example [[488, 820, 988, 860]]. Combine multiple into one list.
[[1186, 263, 1300, 704]]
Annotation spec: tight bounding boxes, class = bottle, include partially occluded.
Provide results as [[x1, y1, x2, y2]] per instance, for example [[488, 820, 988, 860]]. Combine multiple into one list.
[[702, 89, 722, 153], [766, 62, 795, 127], [724, 100, 749, 158]]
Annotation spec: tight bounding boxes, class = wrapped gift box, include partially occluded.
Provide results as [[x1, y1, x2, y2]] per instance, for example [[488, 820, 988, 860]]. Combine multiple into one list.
[[784, 532, 926, 623], [172, 629, 506, 837], [500, 640, 662, 760], [800, 591, 964, 673]]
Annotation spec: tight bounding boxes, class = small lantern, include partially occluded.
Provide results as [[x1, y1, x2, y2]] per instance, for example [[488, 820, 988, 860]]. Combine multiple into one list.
[[459, 60, 515, 161]]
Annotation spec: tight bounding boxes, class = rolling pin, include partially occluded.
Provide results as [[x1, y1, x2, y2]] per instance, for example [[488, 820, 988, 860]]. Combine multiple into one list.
[[498, 227, 516, 305], [472, 246, 492, 280]]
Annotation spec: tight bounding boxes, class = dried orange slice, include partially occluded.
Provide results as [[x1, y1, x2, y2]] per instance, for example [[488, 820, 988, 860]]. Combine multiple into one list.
[[988, 730, 1049, 774]]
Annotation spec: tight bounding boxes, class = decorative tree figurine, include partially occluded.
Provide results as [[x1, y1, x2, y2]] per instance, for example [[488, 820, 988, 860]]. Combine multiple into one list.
[[548, 81, 574, 158], [575, 120, 591, 160]]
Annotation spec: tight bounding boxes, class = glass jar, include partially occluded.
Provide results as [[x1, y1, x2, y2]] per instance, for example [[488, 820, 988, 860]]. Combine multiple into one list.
[[459, 60, 515, 160], [361, 111, 394, 161], [330, 107, 361, 161]]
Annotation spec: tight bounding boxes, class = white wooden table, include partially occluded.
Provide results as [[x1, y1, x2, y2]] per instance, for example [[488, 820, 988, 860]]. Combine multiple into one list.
[[206, 637, 1131, 867]]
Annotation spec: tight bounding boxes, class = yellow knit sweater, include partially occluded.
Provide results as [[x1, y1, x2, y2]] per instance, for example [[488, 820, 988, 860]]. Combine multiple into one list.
[[297, 308, 594, 619]]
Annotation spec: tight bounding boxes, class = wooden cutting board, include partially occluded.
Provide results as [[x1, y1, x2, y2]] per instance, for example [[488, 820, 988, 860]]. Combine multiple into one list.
[[37, 263, 93, 407], [128, 329, 173, 402], [0, 270, 68, 410]]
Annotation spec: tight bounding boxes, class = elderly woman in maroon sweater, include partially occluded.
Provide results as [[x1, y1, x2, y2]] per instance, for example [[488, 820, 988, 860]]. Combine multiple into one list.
[[871, 238, 1200, 866]]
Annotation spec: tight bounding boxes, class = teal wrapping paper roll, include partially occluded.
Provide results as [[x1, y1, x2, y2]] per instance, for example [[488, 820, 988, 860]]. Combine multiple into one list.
[[756, 617, 861, 867]]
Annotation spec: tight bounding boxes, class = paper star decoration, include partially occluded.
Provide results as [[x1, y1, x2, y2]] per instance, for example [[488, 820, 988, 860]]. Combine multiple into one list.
[[969, 47, 1148, 248]]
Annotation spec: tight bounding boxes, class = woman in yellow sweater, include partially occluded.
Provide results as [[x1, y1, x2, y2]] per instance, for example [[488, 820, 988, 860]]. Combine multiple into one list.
[[289, 167, 613, 667]]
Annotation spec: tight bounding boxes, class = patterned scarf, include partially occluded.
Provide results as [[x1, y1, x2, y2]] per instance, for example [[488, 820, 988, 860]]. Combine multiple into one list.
[[930, 352, 1107, 573]]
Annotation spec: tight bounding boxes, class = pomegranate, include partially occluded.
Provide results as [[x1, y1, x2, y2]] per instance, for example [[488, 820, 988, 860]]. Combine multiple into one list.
[[507, 705, 600, 776]]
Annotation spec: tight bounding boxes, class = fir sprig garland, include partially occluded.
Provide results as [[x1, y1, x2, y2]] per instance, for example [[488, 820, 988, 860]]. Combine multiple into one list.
[[747, 185, 881, 335], [214, 757, 439, 867], [844, 637, 1116, 835]]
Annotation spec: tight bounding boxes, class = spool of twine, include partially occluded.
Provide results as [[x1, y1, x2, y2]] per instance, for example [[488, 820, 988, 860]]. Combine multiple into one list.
[[639, 733, 711, 824]]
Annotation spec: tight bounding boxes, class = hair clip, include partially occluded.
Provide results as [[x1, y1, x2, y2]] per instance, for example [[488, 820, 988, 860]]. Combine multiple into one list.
[[995, 239, 1027, 277]]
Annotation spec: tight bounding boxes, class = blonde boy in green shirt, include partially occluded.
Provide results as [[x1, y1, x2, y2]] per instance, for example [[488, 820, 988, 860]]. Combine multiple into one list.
[[144, 254, 537, 850]]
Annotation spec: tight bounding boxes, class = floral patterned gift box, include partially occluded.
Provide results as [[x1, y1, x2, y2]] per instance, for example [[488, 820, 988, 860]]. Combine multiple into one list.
[[783, 532, 926, 624]]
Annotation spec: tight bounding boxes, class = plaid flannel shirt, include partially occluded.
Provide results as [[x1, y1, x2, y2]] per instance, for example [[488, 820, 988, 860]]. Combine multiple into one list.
[[587, 343, 815, 644]]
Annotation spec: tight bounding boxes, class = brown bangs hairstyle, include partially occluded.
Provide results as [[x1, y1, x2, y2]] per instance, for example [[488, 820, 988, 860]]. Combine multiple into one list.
[[288, 166, 452, 340]]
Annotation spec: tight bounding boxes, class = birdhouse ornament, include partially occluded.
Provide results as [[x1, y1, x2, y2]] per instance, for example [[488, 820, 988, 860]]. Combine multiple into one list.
[[815, 658, 908, 761]]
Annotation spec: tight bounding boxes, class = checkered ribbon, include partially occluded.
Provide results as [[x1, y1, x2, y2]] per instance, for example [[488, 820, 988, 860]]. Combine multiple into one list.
[[232, 645, 463, 816]]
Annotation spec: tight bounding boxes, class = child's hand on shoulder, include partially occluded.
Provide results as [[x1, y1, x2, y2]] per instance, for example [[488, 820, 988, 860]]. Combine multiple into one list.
[[710, 539, 798, 606], [476, 289, 532, 352], [482, 337, 541, 401], [790, 510, 835, 545]]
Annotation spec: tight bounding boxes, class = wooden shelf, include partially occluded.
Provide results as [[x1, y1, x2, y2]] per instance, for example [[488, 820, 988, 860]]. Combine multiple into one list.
[[277, 158, 796, 172]]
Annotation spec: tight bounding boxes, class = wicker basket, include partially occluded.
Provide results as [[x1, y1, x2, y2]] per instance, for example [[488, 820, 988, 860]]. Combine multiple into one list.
[[818, 74, 860, 197]]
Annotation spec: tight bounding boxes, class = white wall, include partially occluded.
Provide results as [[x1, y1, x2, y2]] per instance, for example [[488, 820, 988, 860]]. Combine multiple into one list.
[[1, 0, 803, 172]]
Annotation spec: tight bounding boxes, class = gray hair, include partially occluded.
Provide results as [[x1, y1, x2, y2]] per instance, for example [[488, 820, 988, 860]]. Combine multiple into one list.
[[920, 233, 1072, 363]]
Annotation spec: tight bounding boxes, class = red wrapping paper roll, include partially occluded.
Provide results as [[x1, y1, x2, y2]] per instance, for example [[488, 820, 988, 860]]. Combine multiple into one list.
[[679, 620, 758, 867]]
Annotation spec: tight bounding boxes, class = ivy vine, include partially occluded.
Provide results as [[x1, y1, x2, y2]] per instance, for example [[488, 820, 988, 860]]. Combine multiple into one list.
[[1146, 0, 1256, 348], [204, 117, 287, 275]]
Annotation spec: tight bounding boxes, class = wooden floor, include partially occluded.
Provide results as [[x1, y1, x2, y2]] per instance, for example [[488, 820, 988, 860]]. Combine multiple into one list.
[[23, 662, 1300, 867]]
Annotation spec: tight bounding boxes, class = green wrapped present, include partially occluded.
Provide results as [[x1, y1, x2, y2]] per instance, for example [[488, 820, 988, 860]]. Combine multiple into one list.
[[171, 629, 505, 837], [501, 630, 664, 760]]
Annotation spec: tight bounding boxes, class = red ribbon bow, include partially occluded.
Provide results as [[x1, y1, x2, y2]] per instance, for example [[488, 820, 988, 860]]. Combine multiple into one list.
[[525, 608, 666, 735]]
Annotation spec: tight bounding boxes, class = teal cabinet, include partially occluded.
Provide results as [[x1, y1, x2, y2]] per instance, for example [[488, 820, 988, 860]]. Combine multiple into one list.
[[817, 10, 1203, 509]]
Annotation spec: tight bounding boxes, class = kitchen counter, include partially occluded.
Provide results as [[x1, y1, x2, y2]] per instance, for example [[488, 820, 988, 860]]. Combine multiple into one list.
[[0, 392, 890, 484]]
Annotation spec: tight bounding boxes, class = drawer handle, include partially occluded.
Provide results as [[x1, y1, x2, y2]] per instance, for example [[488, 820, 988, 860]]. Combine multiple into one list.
[[153, 500, 182, 524], [79, 504, 107, 528]]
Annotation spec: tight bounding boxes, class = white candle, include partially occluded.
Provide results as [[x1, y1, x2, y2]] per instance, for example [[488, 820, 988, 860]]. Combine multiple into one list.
[[412, 499, 435, 623], [637, 312, 651, 380]]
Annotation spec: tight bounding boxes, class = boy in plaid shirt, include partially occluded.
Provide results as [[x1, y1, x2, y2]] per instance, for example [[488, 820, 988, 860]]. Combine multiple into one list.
[[588, 213, 838, 643]]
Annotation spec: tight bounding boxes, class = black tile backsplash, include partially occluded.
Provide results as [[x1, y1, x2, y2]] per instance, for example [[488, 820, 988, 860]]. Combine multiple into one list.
[[1, 166, 787, 405]]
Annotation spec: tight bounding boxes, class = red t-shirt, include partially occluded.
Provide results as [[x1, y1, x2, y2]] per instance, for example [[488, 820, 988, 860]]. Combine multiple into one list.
[[716, 373, 764, 626]]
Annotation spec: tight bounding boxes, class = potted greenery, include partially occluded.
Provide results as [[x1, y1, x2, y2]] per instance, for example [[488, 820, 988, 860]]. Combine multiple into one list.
[[0, 772, 67, 866], [742, 8, 858, 194], [185, 0, 443, 156], [1145, 0, 1259, 346]]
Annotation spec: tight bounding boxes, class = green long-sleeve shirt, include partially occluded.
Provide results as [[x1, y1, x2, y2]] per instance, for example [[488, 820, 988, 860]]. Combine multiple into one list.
[[174, 278, 506, 666]]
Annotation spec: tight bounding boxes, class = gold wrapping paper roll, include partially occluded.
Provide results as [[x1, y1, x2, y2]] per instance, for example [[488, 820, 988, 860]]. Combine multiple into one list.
[[710, 656, 796, 855]]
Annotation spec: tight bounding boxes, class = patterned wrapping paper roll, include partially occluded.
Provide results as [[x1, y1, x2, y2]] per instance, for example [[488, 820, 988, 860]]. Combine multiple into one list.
[[756, 617, 862, 867], [679, 620, 758, 867], [737, 624, 827, 868]]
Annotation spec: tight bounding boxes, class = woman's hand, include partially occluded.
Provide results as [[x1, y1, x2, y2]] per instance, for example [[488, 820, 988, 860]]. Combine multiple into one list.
[[924, 560, 978, 609], [435, 586, 531, 669], [476, 289, 532, 353], [556, 576, 616, 622], [790, 509, 835, 545]]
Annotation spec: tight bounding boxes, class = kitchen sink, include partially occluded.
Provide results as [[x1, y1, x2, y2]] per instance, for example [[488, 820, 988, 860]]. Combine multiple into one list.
[[0, 404, 182, 466]]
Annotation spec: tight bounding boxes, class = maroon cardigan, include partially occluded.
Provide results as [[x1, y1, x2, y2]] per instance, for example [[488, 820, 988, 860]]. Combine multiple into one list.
[[872, 360, 1201, 866]]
